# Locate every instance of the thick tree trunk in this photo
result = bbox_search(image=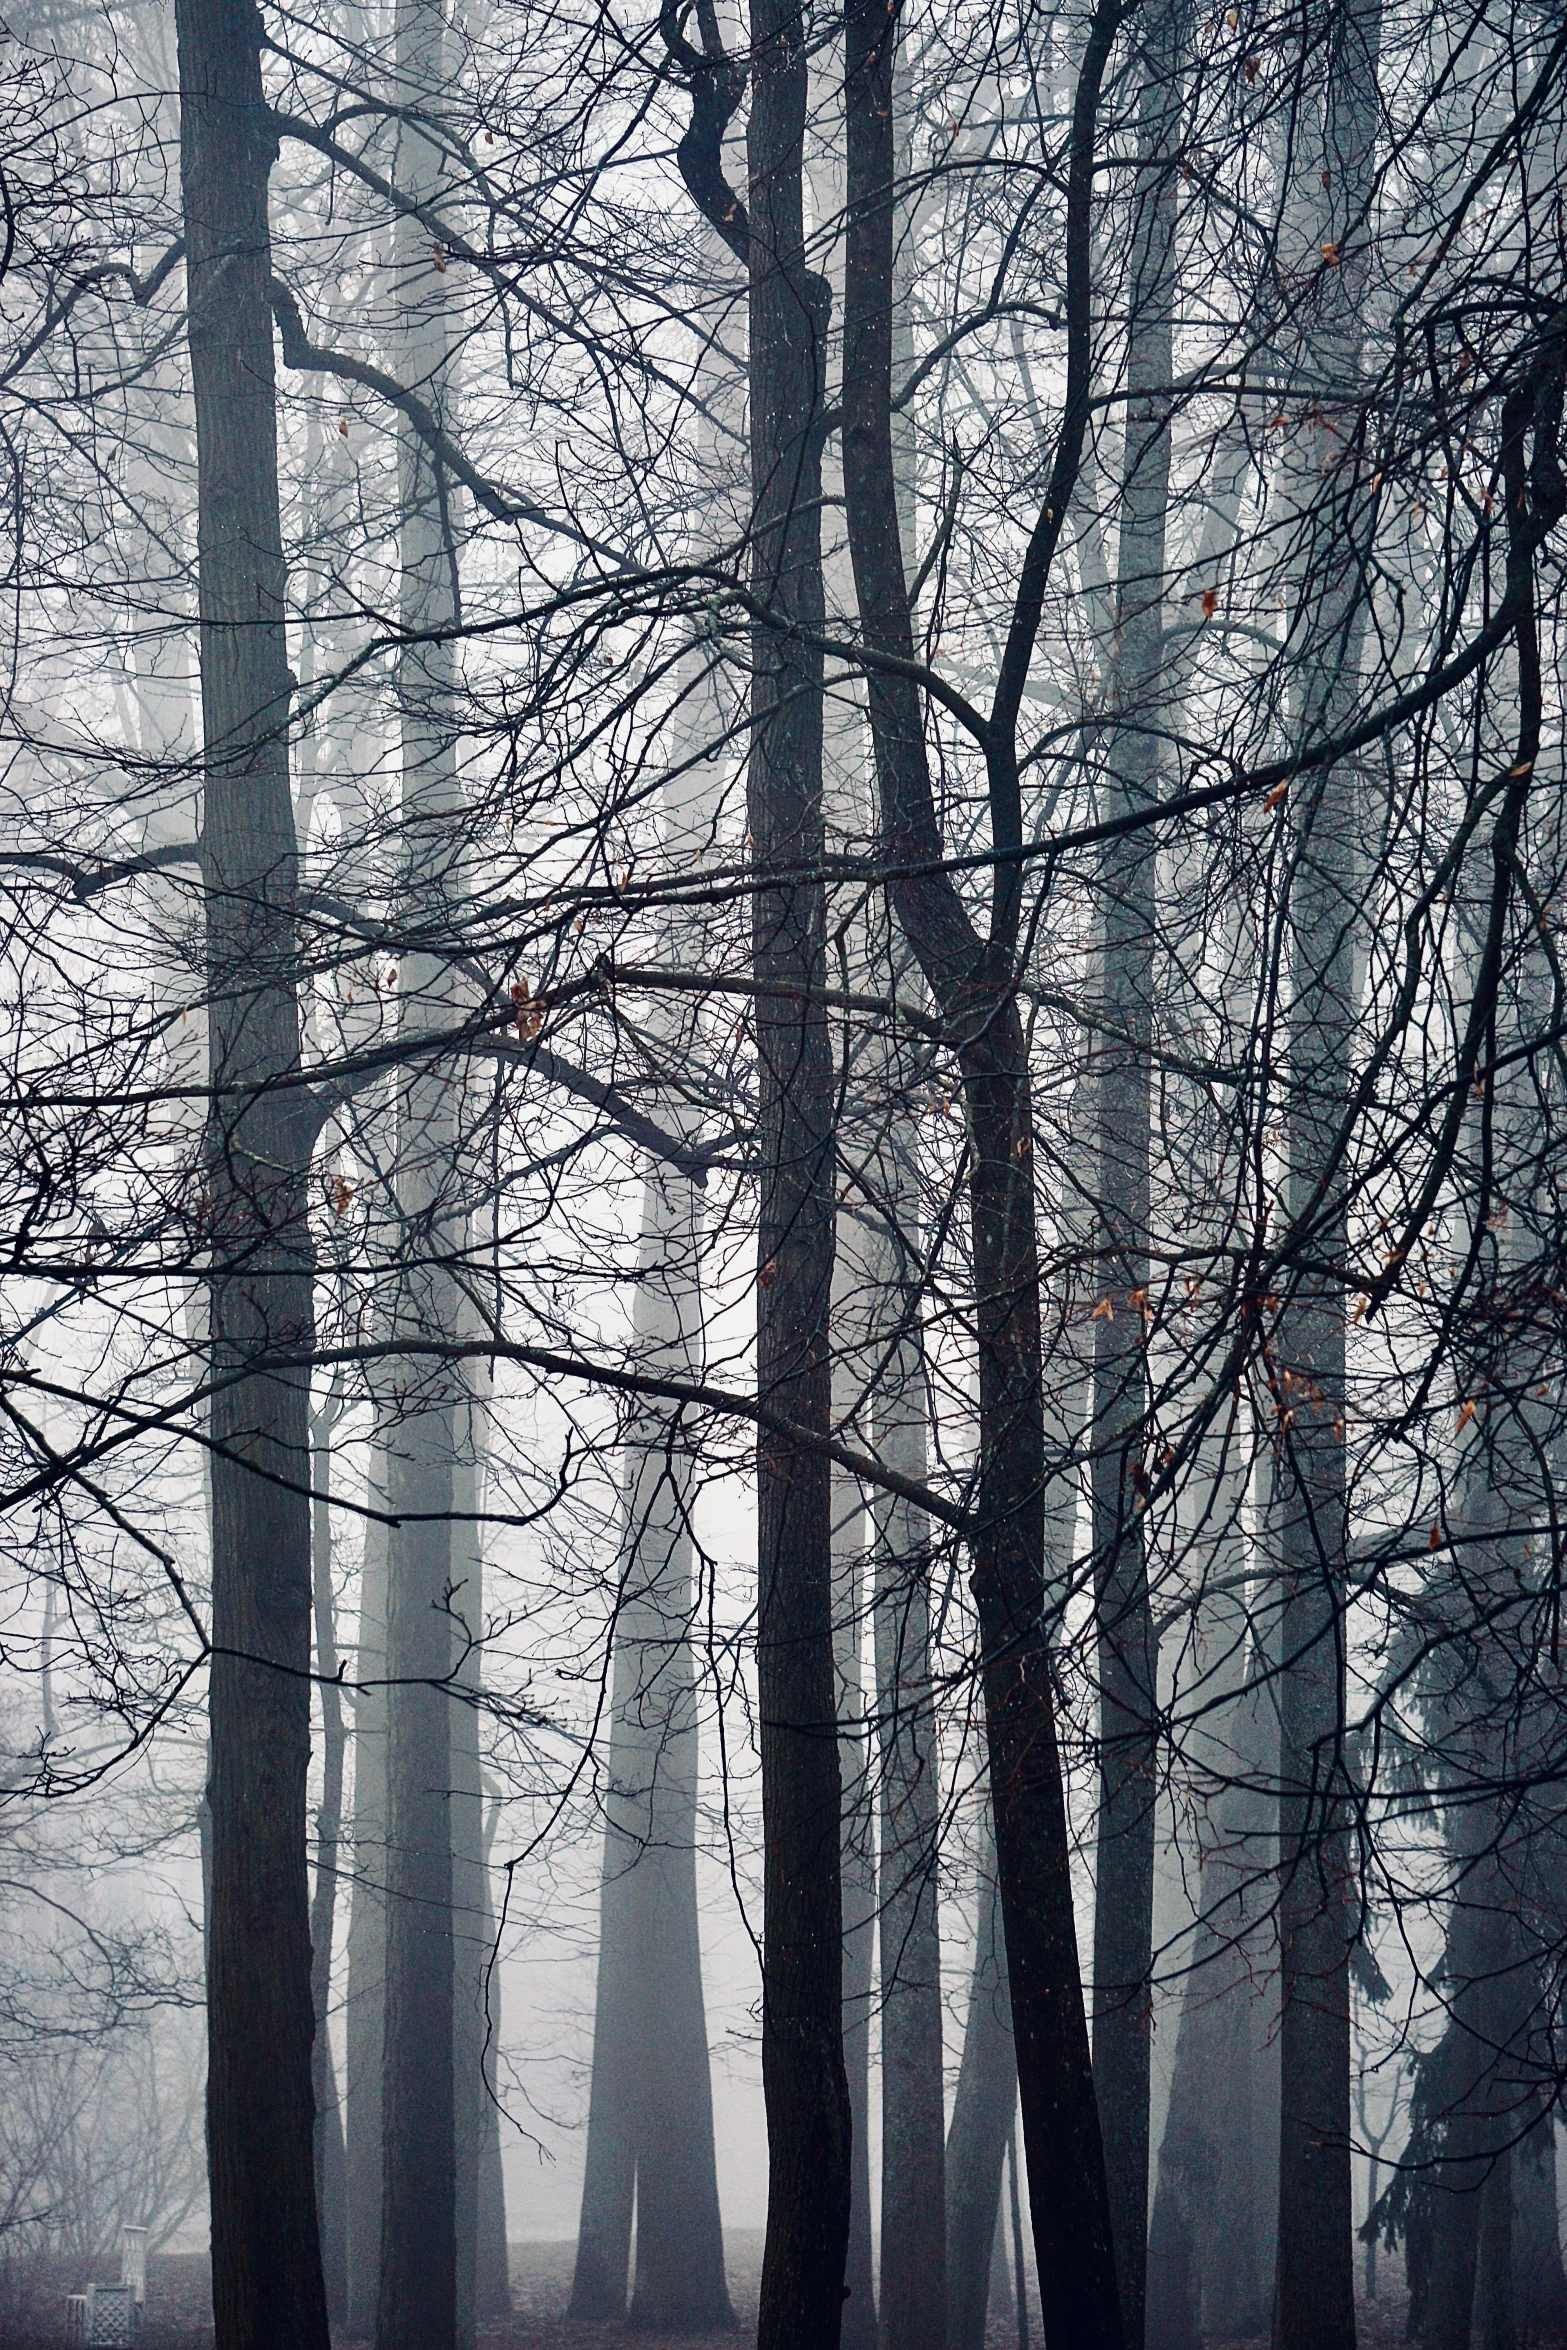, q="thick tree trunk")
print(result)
[572,659,733,2332]
[622,1201,734,2332]
[747,6,851,2342]
[841,6,1122,2342]
[174,0,330,2338]
[1089,8,1182,2337]
[570,1767,638,2317]
[945,1853,1017,2350]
